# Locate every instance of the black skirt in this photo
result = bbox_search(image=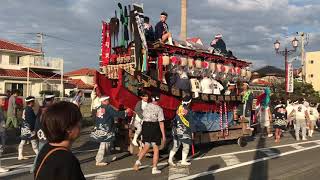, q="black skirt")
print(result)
[142,121,161,146]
